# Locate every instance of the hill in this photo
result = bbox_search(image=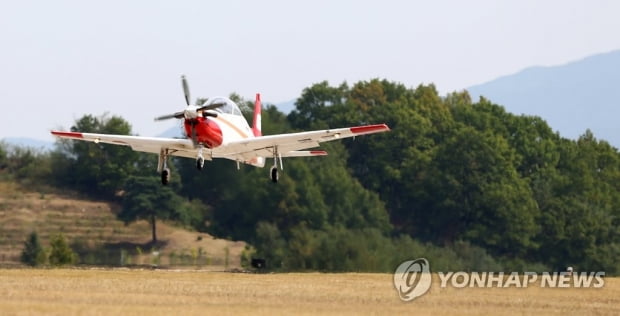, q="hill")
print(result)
[1,138,54,152]
[467,50,620,147]
[0,181,245,268]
